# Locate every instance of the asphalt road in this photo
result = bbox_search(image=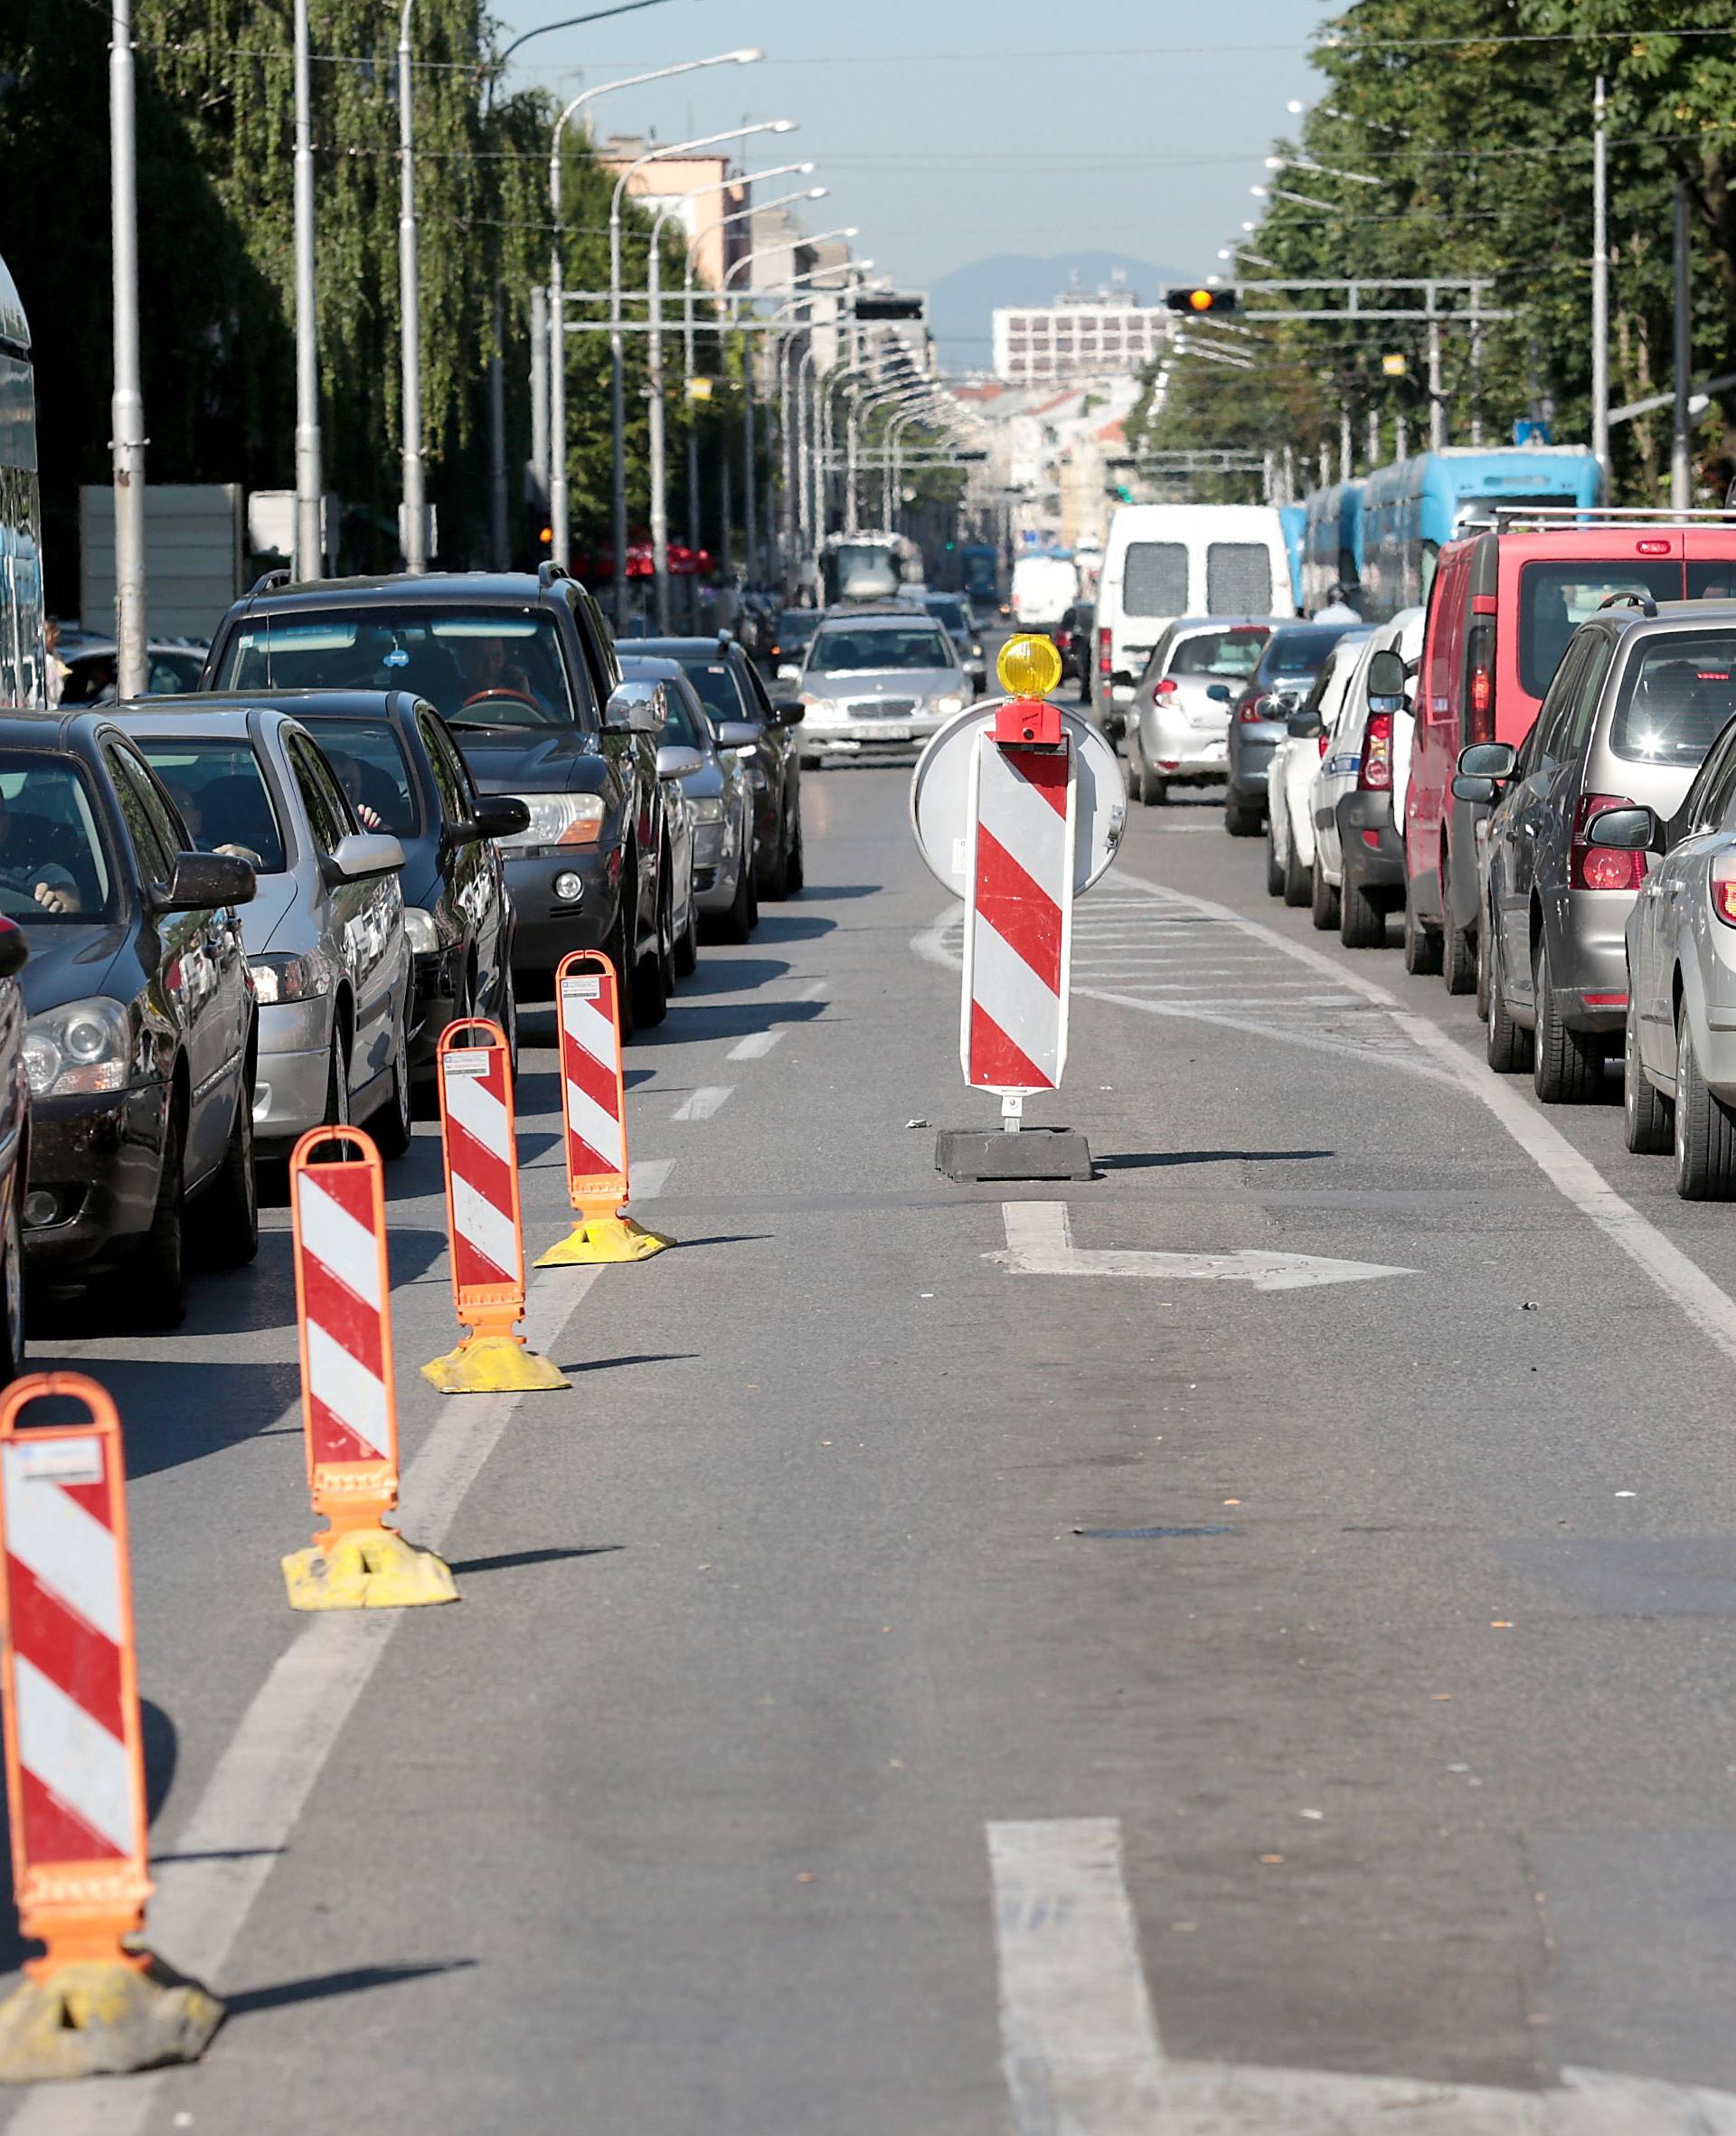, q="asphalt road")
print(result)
[9,710,1736,2130]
